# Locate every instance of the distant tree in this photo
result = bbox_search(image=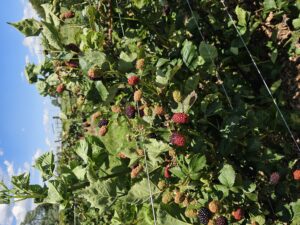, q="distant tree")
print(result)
[20,204,59,225]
